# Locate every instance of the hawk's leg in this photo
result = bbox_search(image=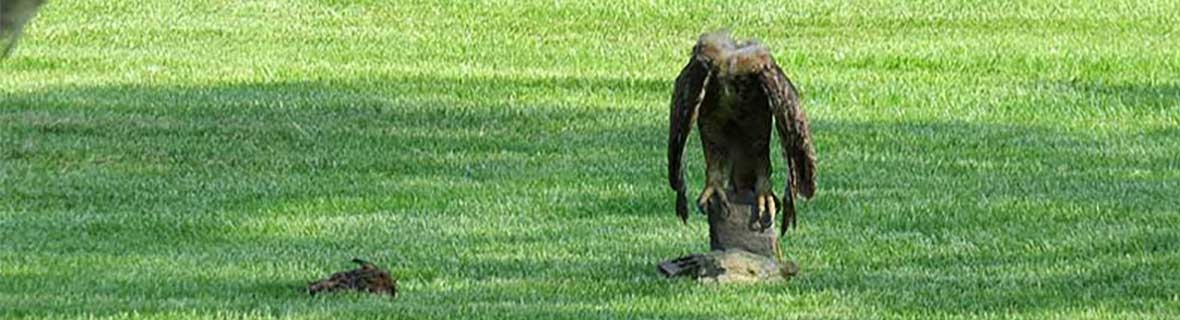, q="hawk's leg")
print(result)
[751,169,778,232]
[698,138,729,214]
[697,184,729,214]
[752,192,778,231]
